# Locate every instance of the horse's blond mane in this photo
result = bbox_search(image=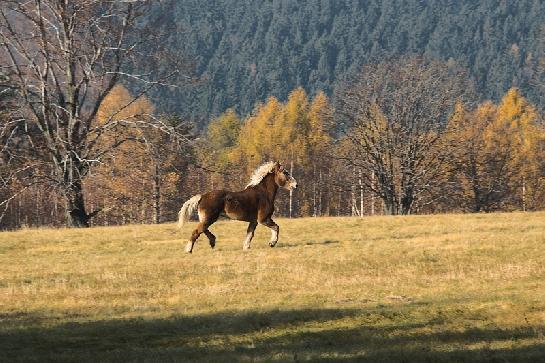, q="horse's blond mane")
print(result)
[246,161,277,188]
